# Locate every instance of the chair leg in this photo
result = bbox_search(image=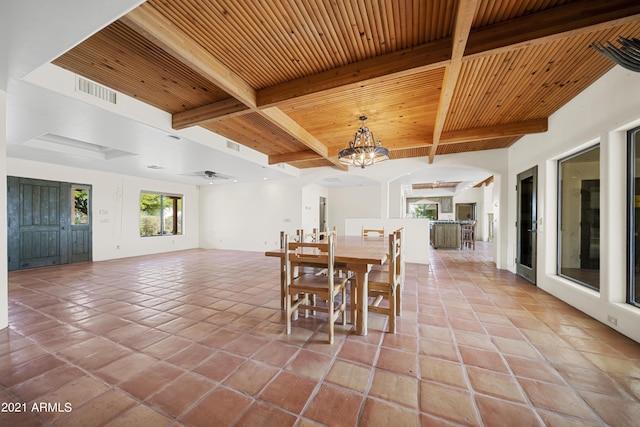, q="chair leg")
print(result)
[280,261,286,310]
[350,281,357,325]
[389,288,396,334]
[395,282,402,317]
[285,292,292,335]
[341,286,347,326]
[328,295,334,344]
